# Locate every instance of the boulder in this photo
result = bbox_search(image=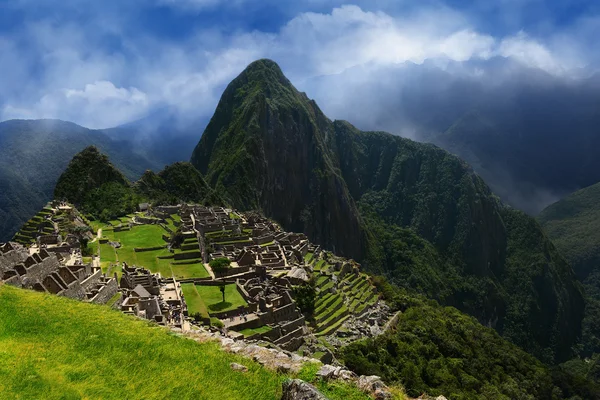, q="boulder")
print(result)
[281,379,328,400]
[316,364,337,379]
[286,266,310,283]
[230,362,248,372]
[357,375,391,399]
